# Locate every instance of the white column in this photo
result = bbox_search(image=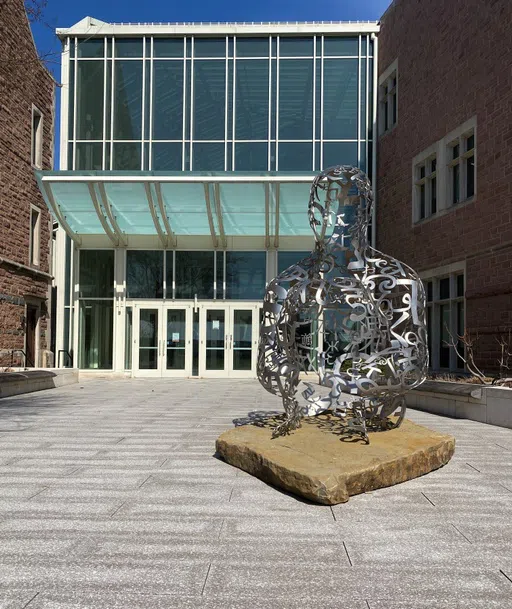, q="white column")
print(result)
[113,248,127,373]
